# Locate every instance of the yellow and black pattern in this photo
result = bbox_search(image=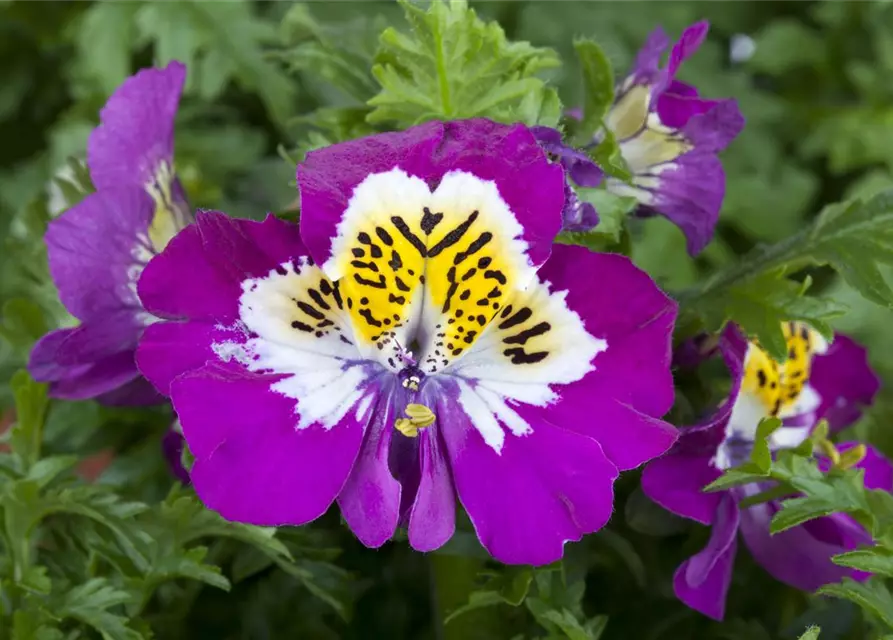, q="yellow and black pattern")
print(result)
[742,321,825,417]
[328,171,527,370]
